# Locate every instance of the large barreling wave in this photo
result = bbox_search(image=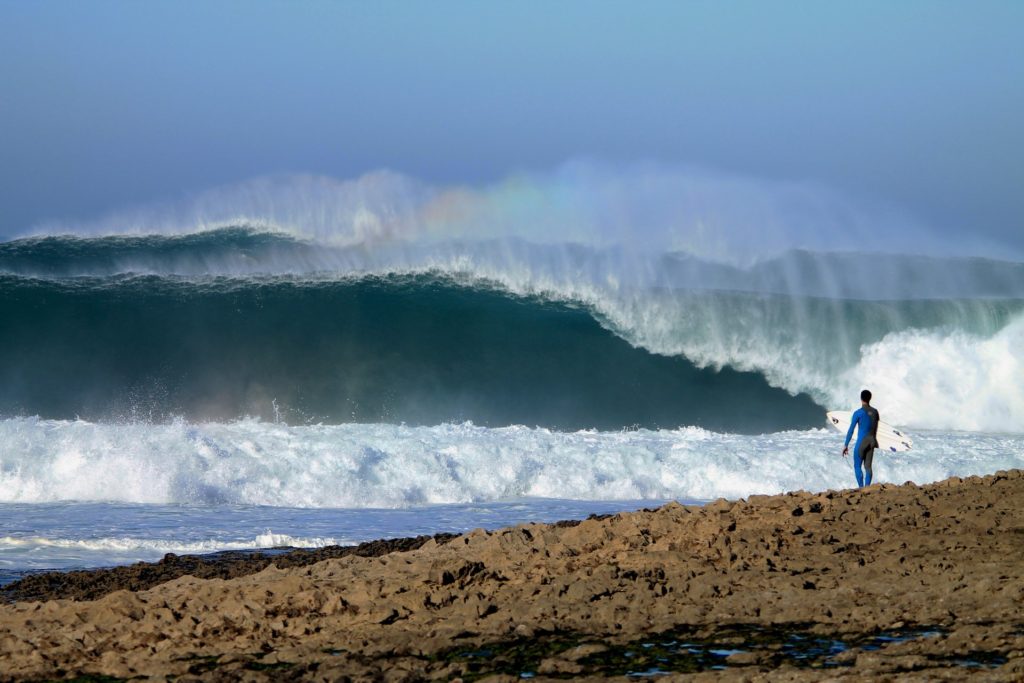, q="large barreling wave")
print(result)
[3,165,1023,433]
